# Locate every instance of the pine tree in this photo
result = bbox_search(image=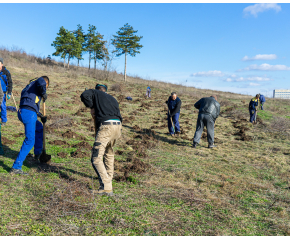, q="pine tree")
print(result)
[74,24,86,67]
[85,24,97,70]
[112,23,143,82]
[51,26,81,69]
[92,32,107,70]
